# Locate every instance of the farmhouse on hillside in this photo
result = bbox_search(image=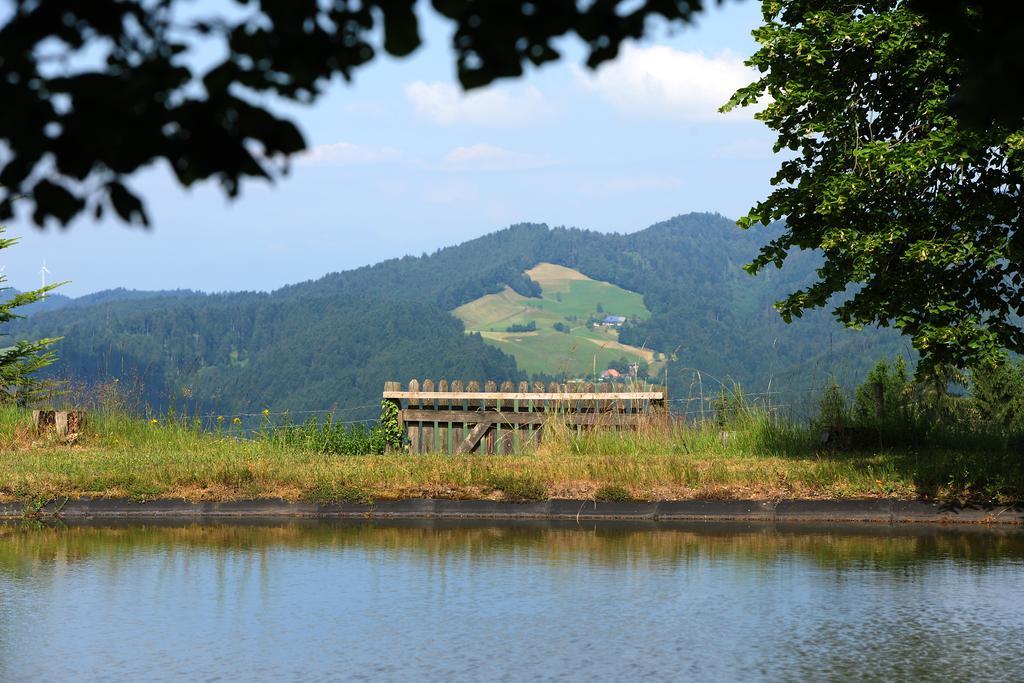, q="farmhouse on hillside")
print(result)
[601,315,626,326]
